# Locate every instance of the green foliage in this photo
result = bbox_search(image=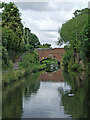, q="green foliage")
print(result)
[2,28,19,51]
[2,49,46,86]
[29,33,40,48]
[2,2,24,50]
[23,27,40,48]
[58,9,89,117]
[24,64,46,75]
[2,27,24,64]
[58,8,89,72]
[42,43,51,48]
[2,2,23,32]
[62,48,73,70]
[2,69,25,86]
[80,22,90,62]
[38,43,51,48]
[58,8,88,46]
[20,51,46,75]
[20,51,39,68]
[24,44,31,51]
[60,71,88,118]
[2,46,13,69]
[1,2,51,70]
[2,72,41,118]
[1,2,41,69]
[68,63,80,72]
[2,2,23,69]
[41,58,58,64]
[23,27,30,45]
